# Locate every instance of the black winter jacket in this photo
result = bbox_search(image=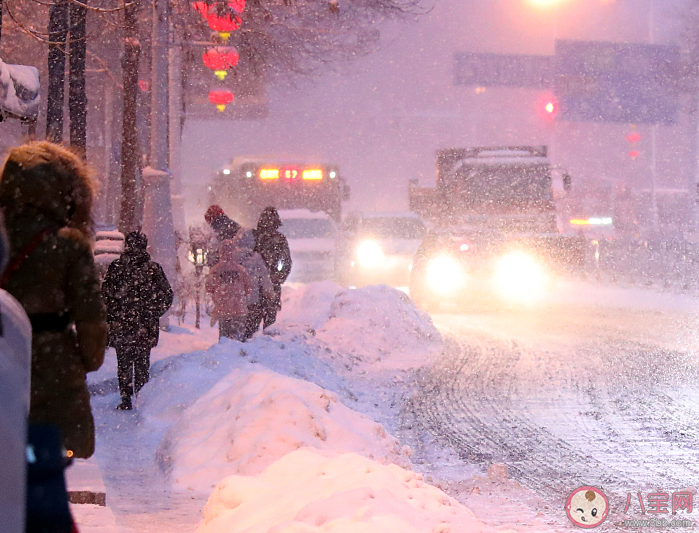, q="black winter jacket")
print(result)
[253,229,292,286]
[101,250,173,348]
